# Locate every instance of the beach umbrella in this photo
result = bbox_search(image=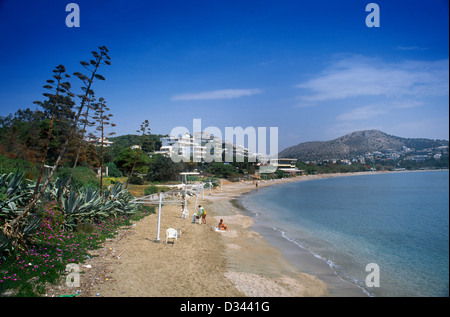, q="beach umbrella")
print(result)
[130,189,185,243]
[130,179,208,242]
